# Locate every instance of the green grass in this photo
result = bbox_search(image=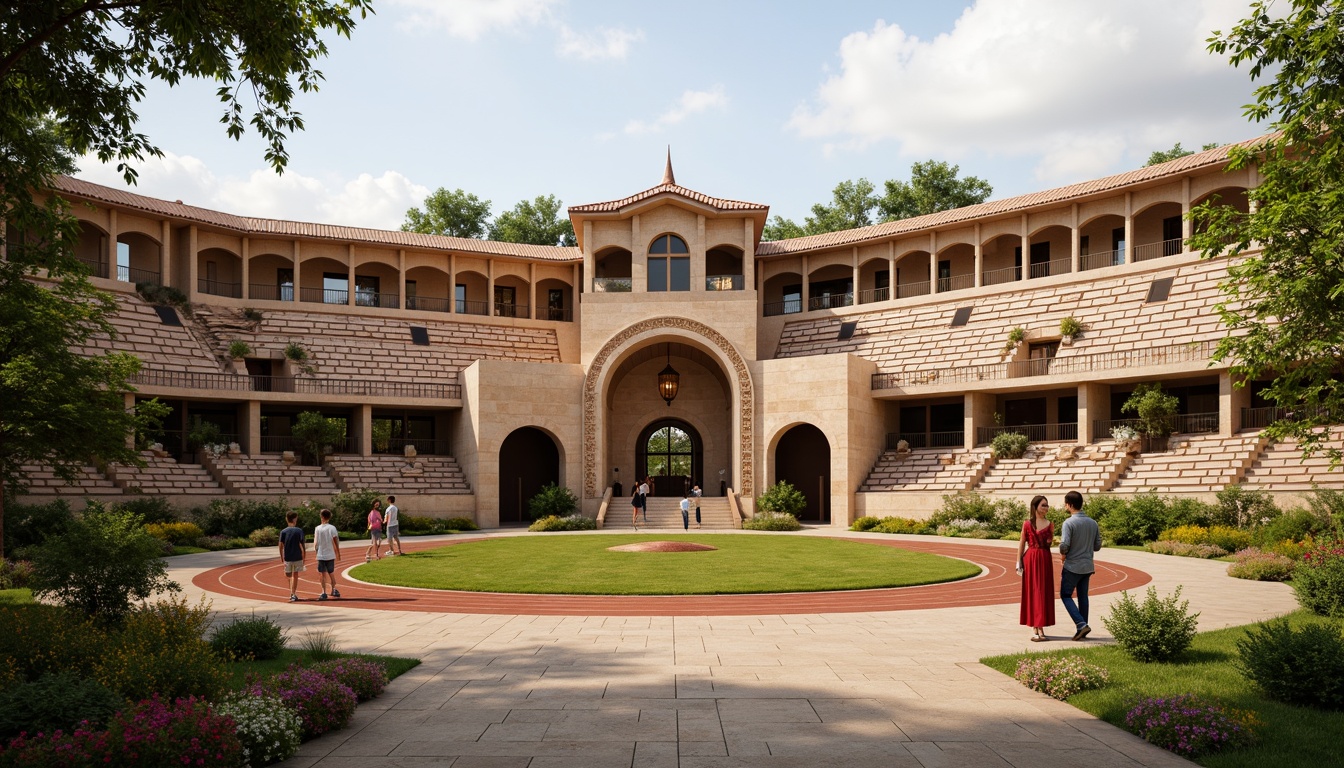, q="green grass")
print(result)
[0,588,32,605]
[226,648,420,690]
[352,534,981,595]
[982,610,1343,767]
[170,545,211,556]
